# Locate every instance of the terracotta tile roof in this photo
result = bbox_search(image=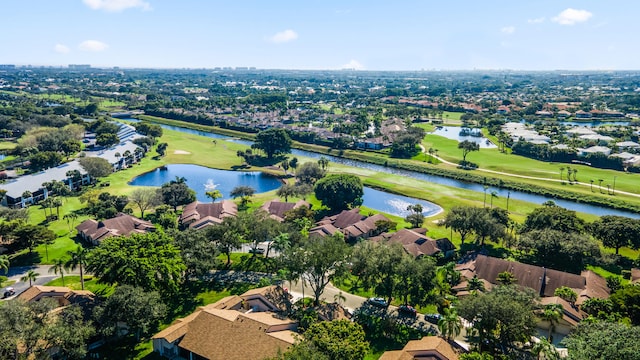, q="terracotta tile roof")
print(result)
[343,214,390,238]
[540,296,586,327]
[76,213,155,243]
[380,337,459,360]
[324,208,364,229]
[260,200,310,222]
